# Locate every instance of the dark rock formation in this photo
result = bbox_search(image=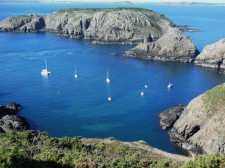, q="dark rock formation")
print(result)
[0,102,22,117]
[0,102,29,133]
[125,27,199,62]
[168,83,225,155]
[7,102,22,113]
[194,38,225,72]
[0,115,30,133]
[159,105,185,130]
